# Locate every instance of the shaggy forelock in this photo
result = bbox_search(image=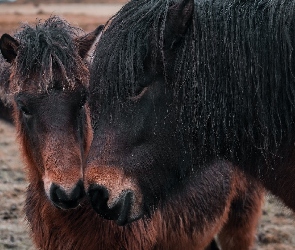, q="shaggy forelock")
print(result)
[90,0,171,105]
[11,16,88,93]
